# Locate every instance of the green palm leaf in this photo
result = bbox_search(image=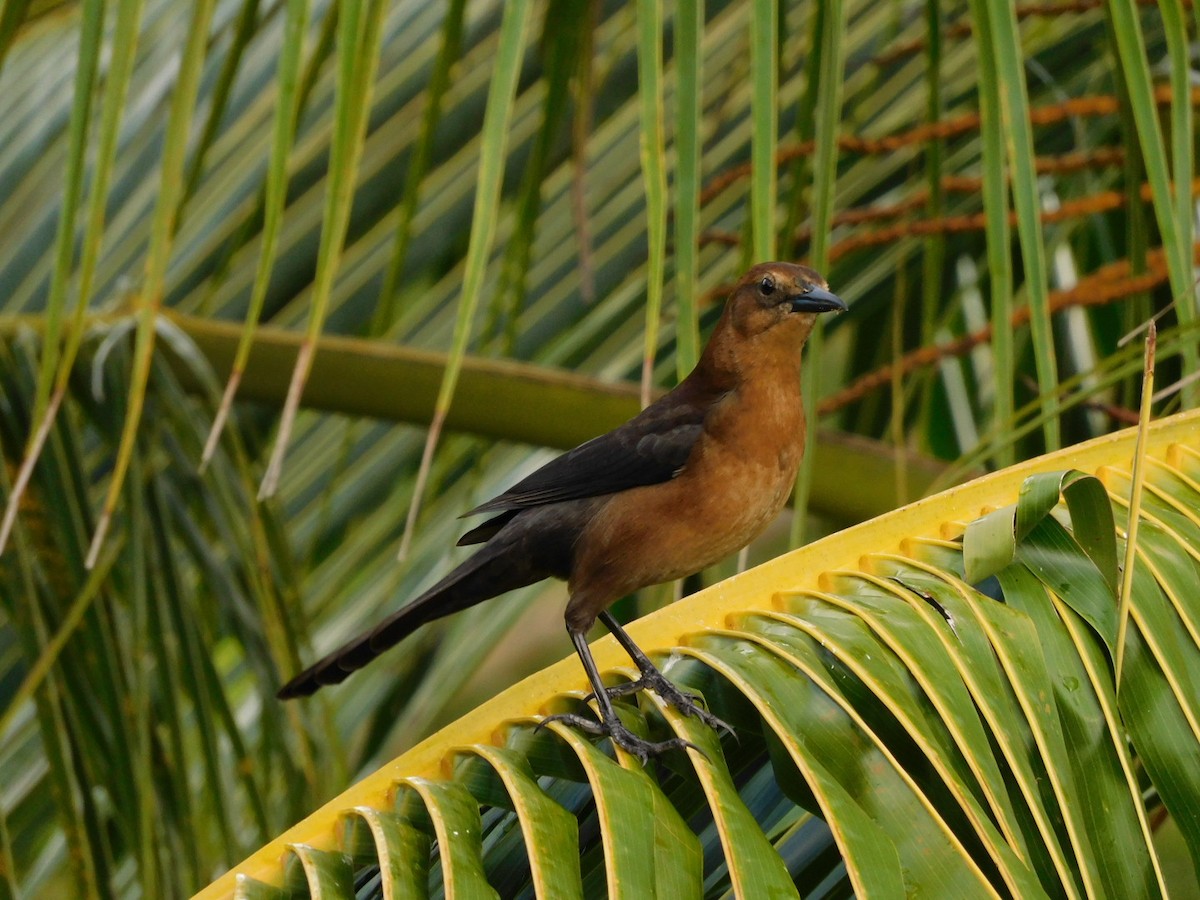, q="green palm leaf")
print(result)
[196,411,1200,898]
